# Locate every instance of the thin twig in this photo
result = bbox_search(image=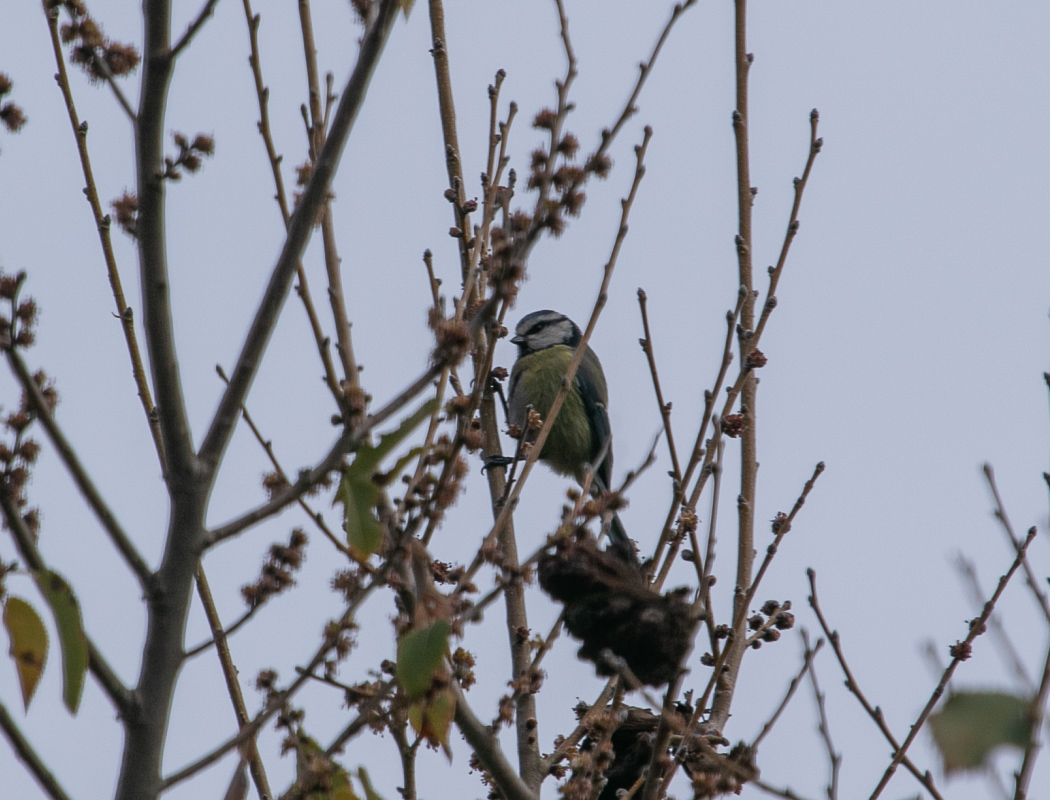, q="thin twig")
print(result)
[427,0,474,283]
[541,681,618,774]
[207,361,443,546]
[753,779,816,800]
[199,0,400,472]
[650,289,743,577]
[324,680,395,756]
[807,570,944,800]
[162,557,390,791]
[1015,633,1050,800]
[637,288,682,482]
[240,0,343,405]
[298,0,362,398]
[6,349,153,590]
[953,554,1034,692]
[710,0,759,737]
[738,462,824,627]
[869,526,1037,799]
[43,5,165,467]
[88,50,137,123]
[194,565,272,799]
[215,365,351,558]
[752,637,823,749]
[0,701,73,800]
[983,464,1050,624]
[171,0,222,58]
[183,602,259,659]
[802,630,840,800]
